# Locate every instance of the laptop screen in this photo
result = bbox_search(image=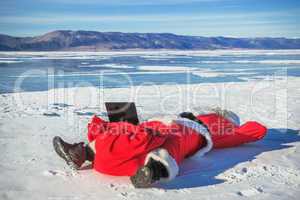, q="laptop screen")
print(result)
[105,102,139,125]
